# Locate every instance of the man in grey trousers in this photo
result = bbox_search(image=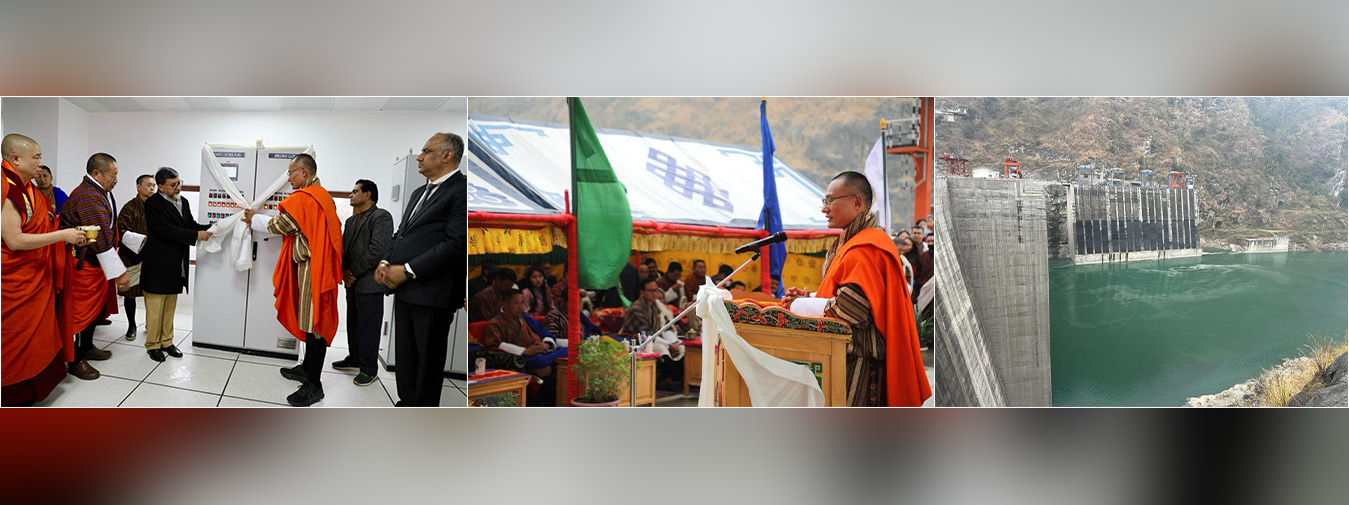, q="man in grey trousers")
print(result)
[331,179,393,386]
